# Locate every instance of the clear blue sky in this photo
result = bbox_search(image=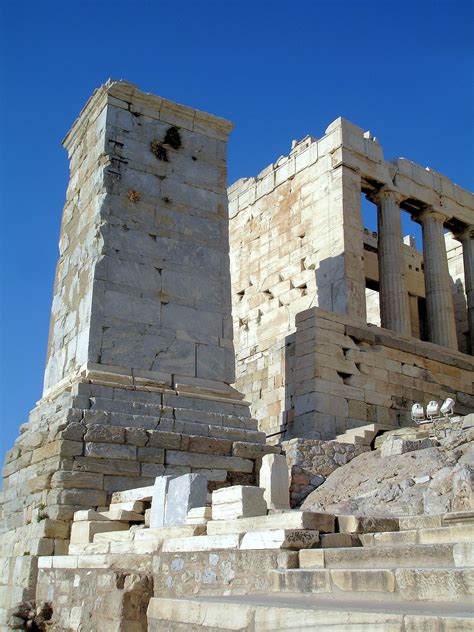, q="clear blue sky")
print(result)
[0,0,472,466]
